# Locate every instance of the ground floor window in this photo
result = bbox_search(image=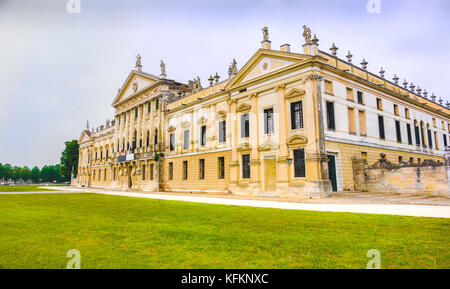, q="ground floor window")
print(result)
[199,159,205,179]
[242,154,250,179]
[104,169,107,181]
[293,148,306,178]
[150,164,154,180]
[142,165,146,181]
[113,167,116,181]
[169,162,173,180]
[183,161,188,180]
[218,157,225,179]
